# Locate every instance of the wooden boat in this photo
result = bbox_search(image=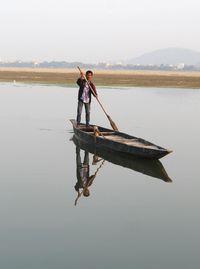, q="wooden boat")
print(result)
[72,135,172,182]
[70,119,172,159]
